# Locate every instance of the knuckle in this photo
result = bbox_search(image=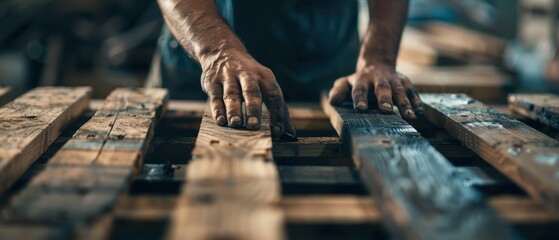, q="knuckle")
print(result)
[243,87,261,98]
[376,80,390,89]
